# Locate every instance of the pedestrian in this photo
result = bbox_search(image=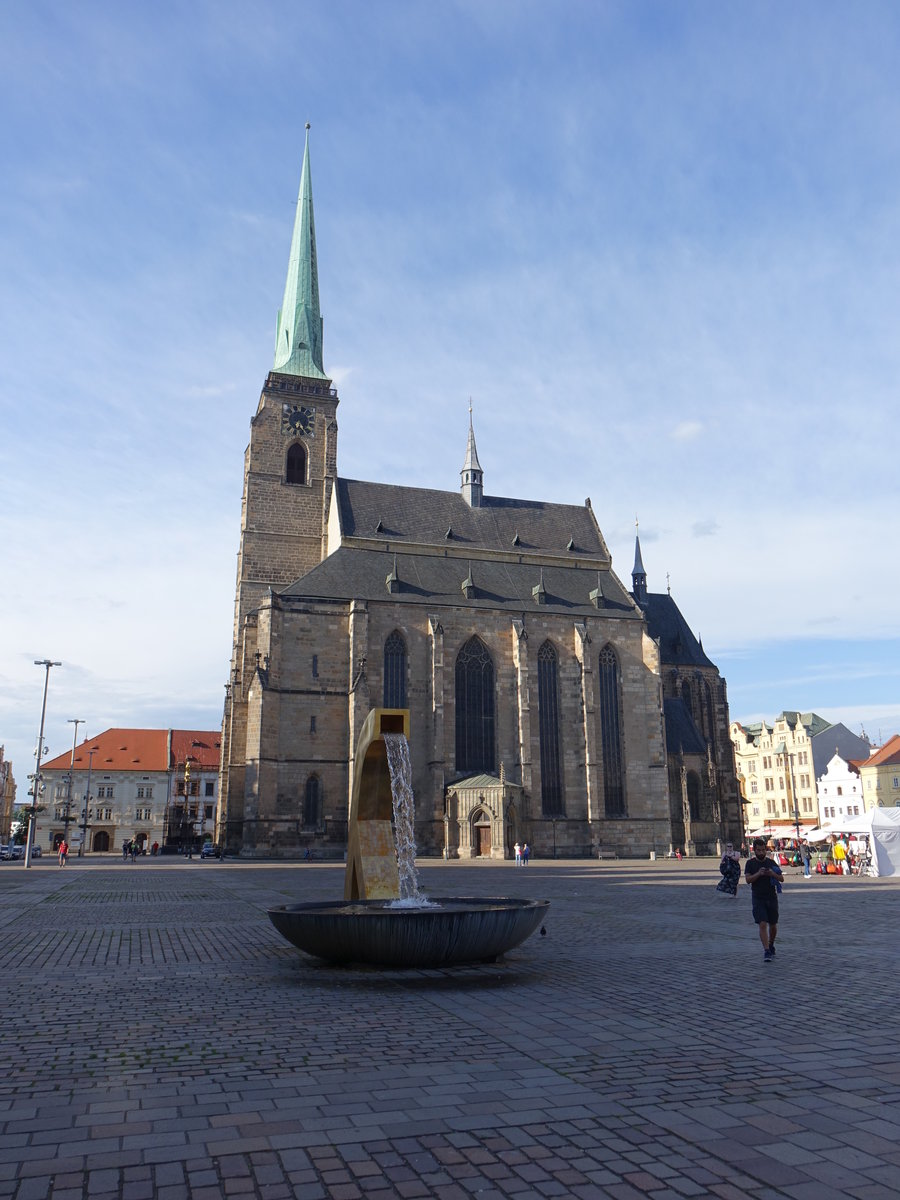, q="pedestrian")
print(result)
[675,847,683,862]
[522,843,530,865]
[832,838,846,874]
[152,841,159,856]
[514,841,521,866]
[799,839,812,879]
[130,840,137,863]
[122,840,130,862]
[715,842,741,897]
[58,839,68,868]
[745,836,784,962]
